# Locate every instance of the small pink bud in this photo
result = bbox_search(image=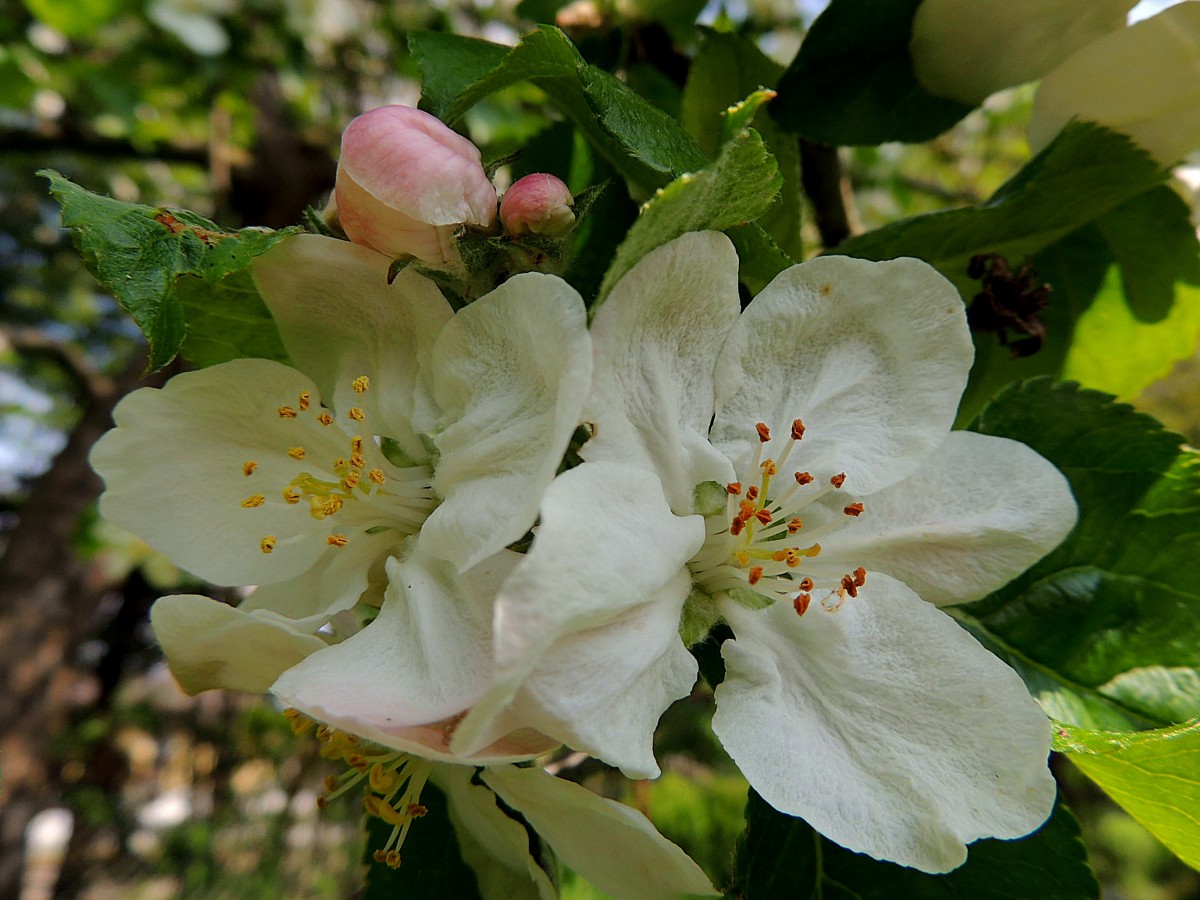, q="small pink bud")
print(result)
[500,174,576,237]
[334,105,498,266]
